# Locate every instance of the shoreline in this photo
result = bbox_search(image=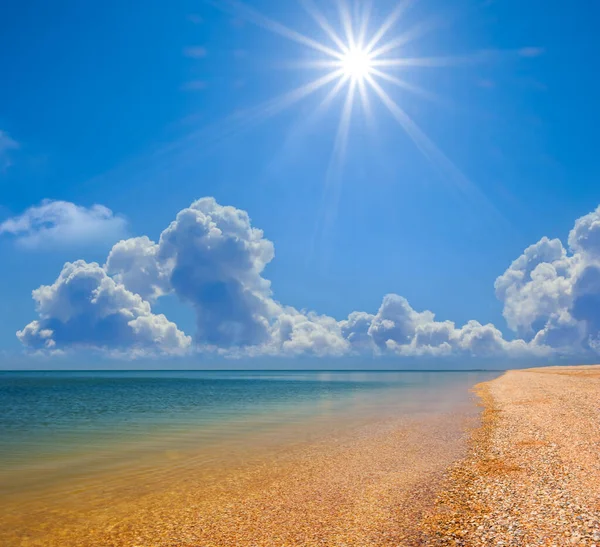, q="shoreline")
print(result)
[421,366,600,546]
